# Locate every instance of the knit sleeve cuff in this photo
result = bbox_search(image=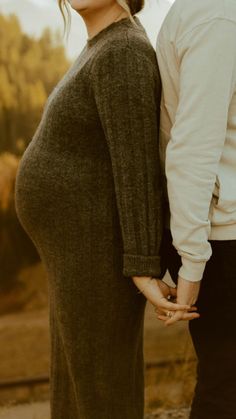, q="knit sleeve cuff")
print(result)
[123,254,161,278]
